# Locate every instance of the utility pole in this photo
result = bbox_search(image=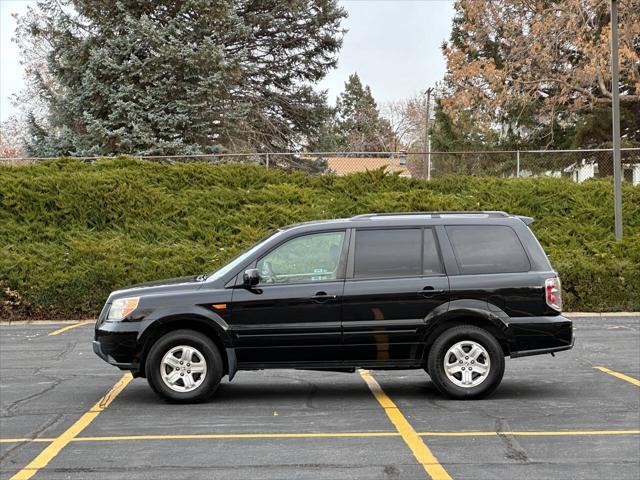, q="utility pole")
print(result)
[611,0,623,240]
[424,87,434,180]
